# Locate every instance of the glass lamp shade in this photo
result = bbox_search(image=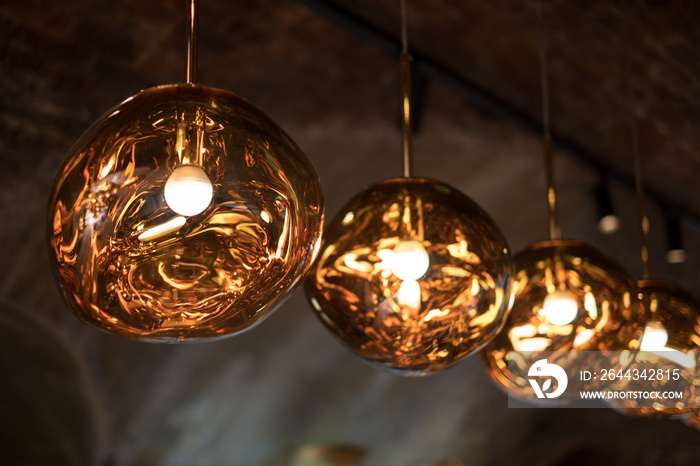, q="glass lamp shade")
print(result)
[481,240,645,401]
[607,281,700,418]
[305,178,513,376]
[47,84,324,342]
